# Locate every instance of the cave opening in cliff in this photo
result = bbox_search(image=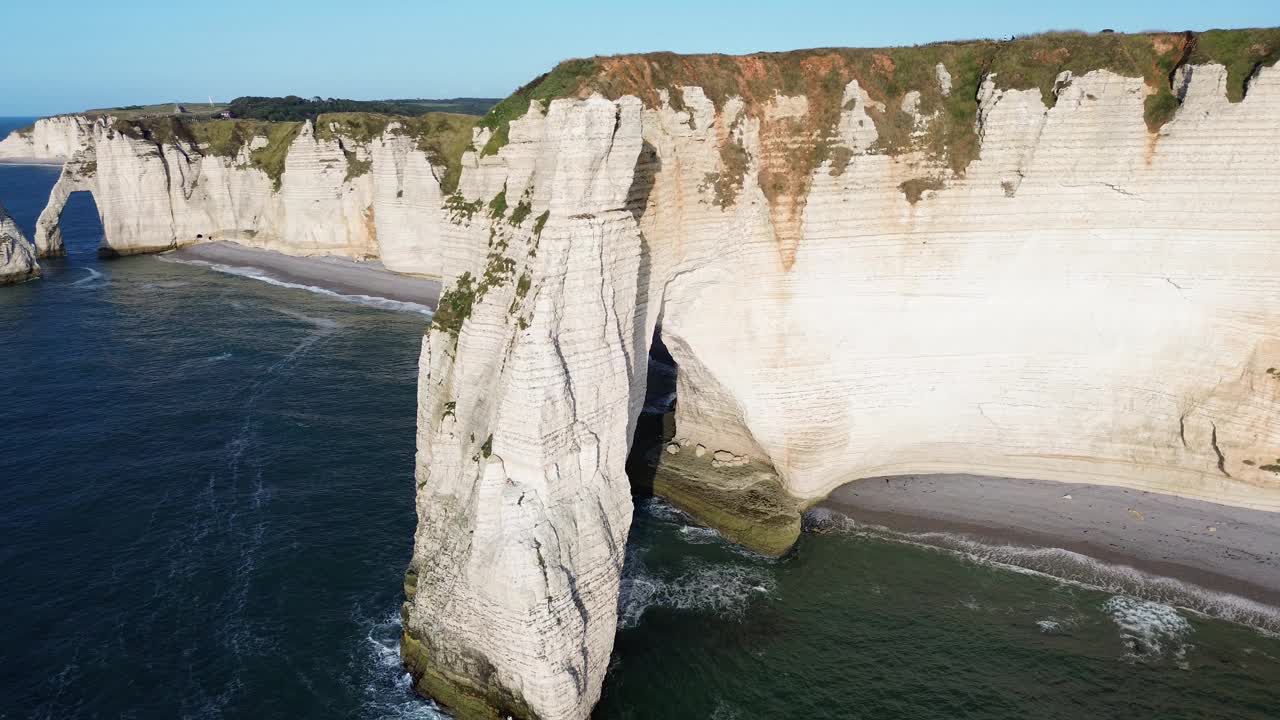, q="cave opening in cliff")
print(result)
[626,328,678,496]
[59,190,106,259]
